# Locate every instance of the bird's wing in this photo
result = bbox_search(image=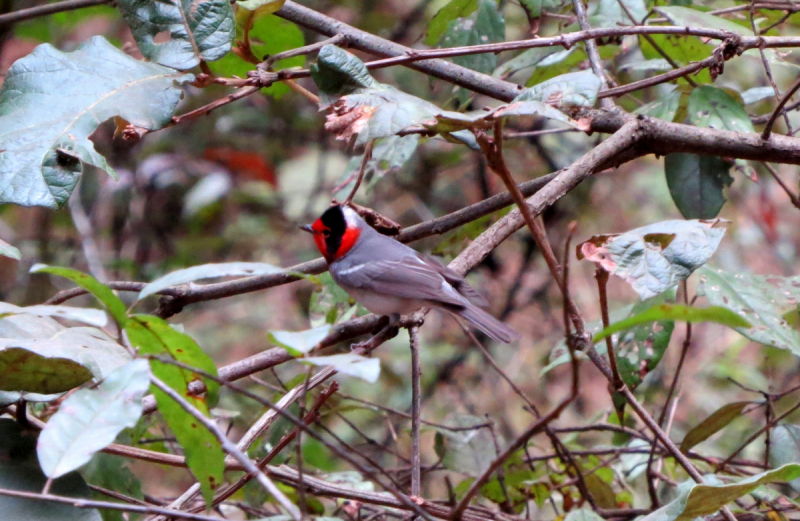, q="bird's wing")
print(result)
[339,256,467,307]
[413,252,490,308]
